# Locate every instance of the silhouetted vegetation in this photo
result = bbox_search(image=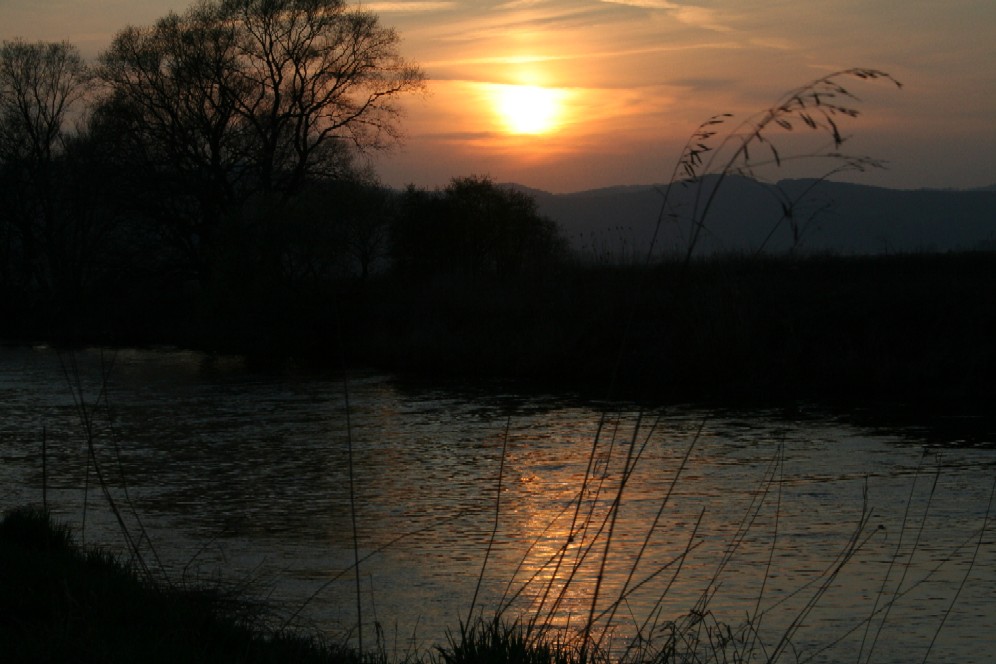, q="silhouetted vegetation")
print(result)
[350,251,996,411]
[0,506,363,663]
[391,176,568,282]
[2,37,990,415]
[1,0,424,346]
